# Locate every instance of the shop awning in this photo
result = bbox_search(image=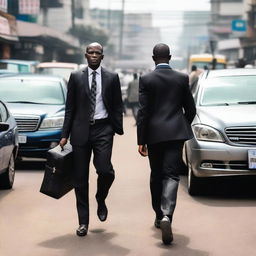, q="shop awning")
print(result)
[0,11,19,42]
[16,20,79,49]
